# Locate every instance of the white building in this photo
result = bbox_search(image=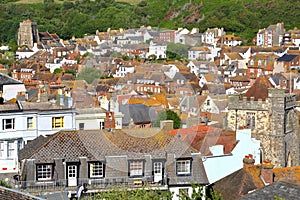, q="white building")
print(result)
[114,63,135,78]
[0,73,26,101]
[75,107,123,130]
[202,128,260,183]
[0,99,76,173]
[146,41,167,59]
